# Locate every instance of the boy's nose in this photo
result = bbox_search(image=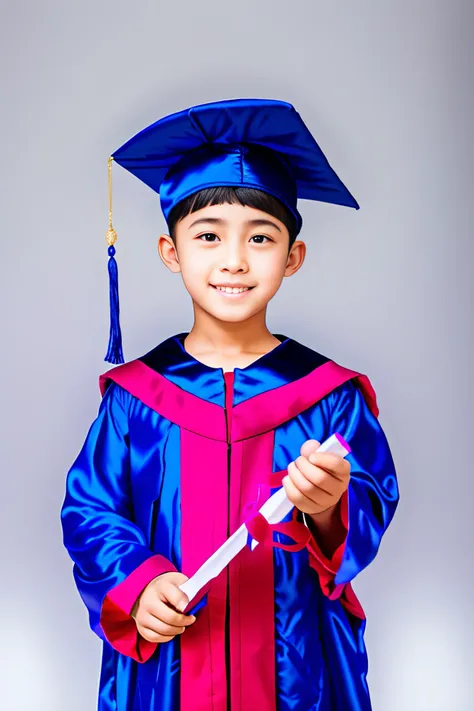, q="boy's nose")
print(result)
[221,260,248,273]
[220,248,249,273]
